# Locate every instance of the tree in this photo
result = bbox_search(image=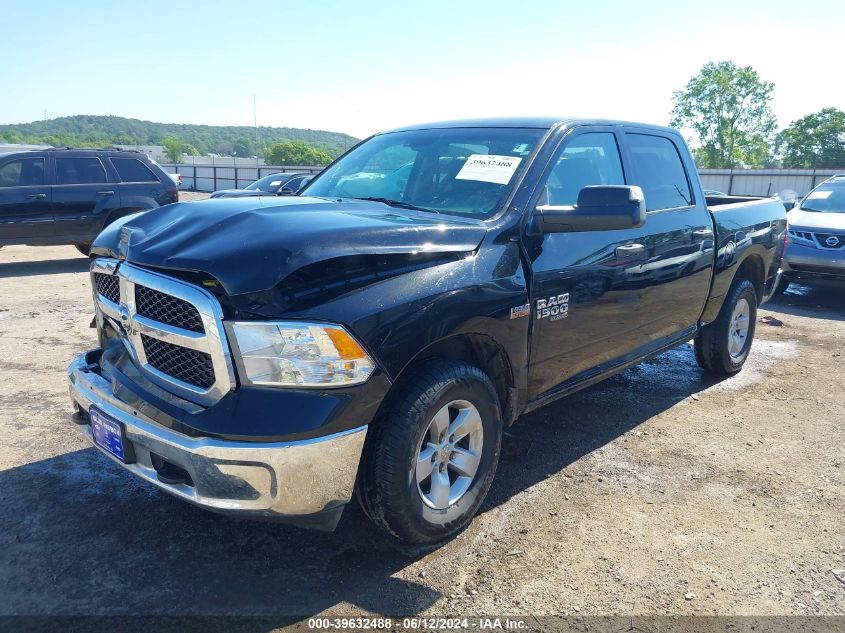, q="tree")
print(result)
[777,107,845,168]
[233,137,254,158]
[181,143,200,156]
[163,136,183,163]
[671,61,777,168]
[0,115,356,158]
[264,140,332,166]
[0,130,23,143]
